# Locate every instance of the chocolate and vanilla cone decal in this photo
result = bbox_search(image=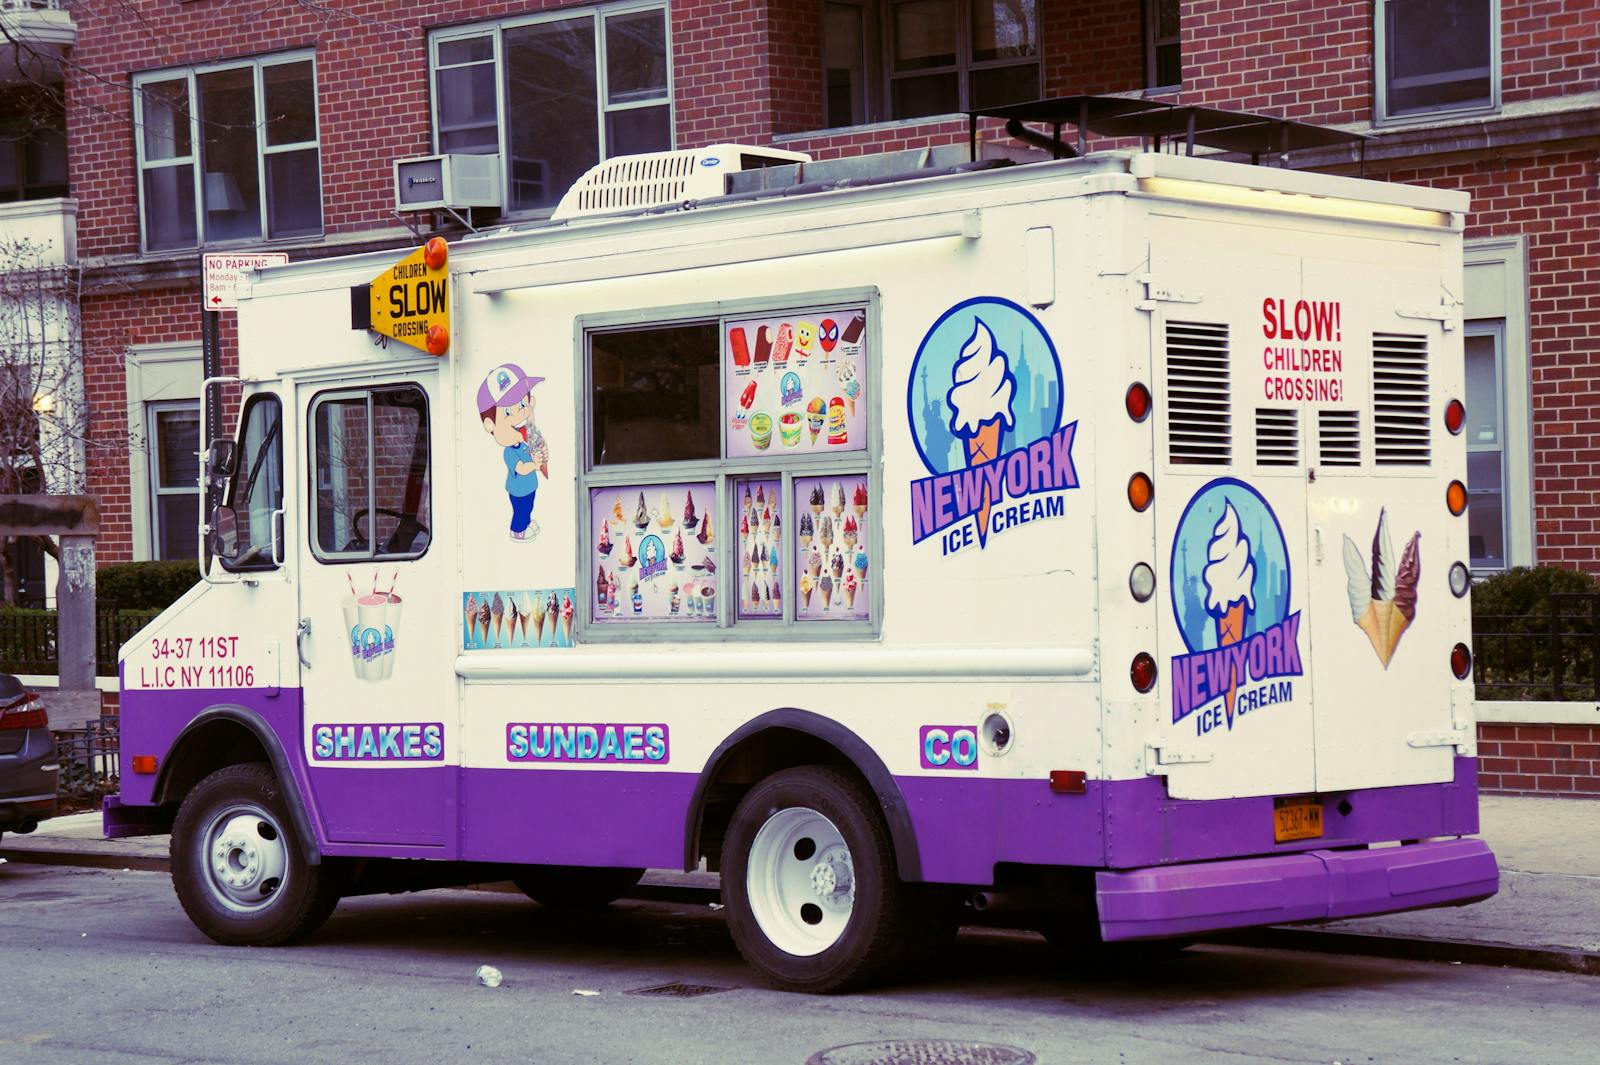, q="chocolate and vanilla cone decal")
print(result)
[1342,508,1420,669]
